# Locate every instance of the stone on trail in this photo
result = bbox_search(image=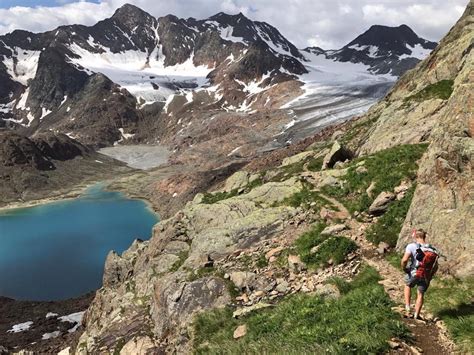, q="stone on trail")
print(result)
[377,242,390,254]
[369,191,396,215]
[265,247,284,260]
[233,302,272,318]
[275,279,290,293]
[287,254,307,272]
[233,324,247,339]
